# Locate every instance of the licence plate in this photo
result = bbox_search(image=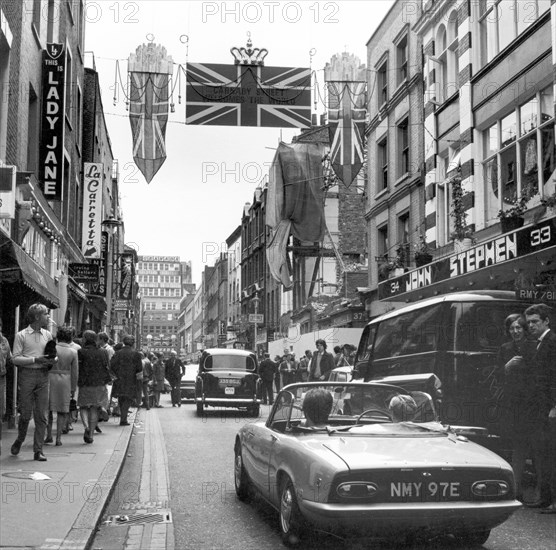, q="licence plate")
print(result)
[390,481,461,500]
[225,387,235,395]
[219,378,240,386]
